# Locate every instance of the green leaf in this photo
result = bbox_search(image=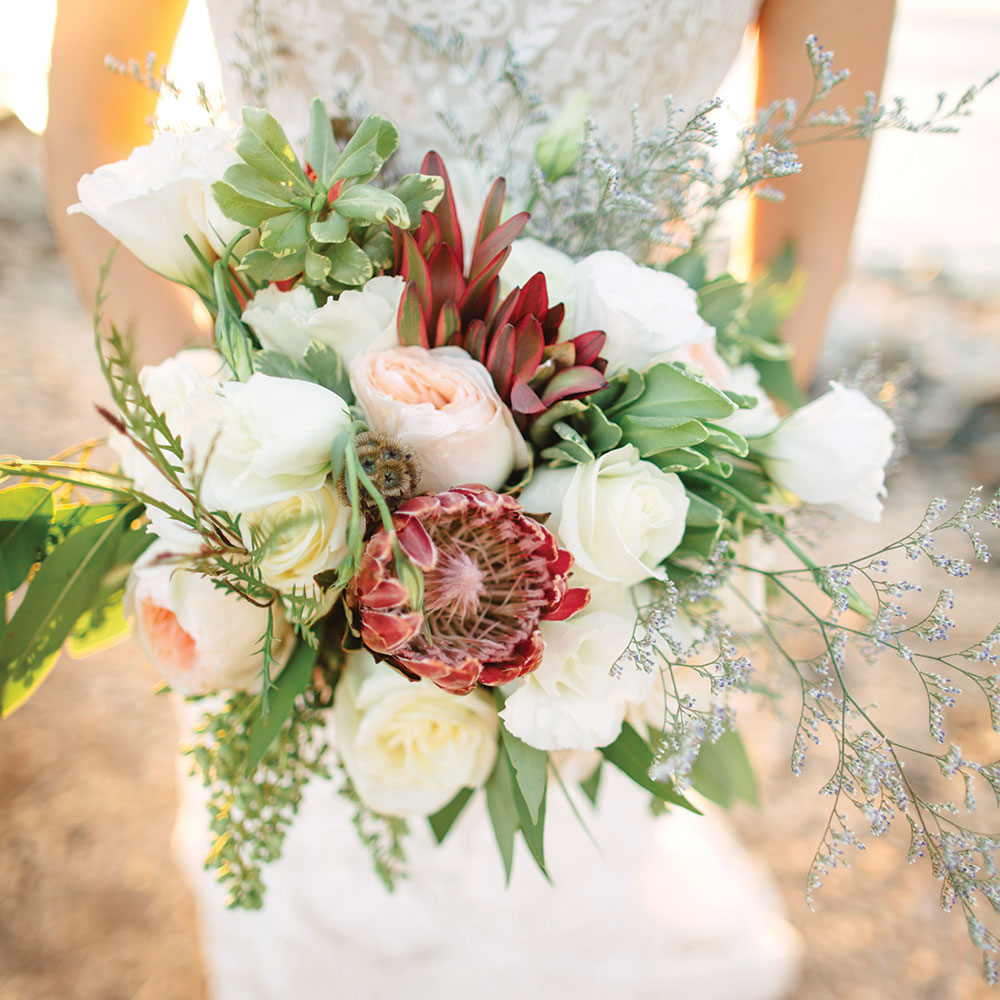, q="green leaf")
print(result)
[244,637,318,775]
[685,492,724,527]
[540,421,595,465]
[535,90,590,181]
[528,398,588,448]
[309,214,350,245]
[1,505,139,717]
[303,341,353,401]
[361,228,395,270]
[260,210,310,256]
[238,107,310,191]
[332,114,399,184]
[506,748,549,878]
[600,723,700,812]
[66,593,129,657]
[619,415,709,456]
[254,351,307,380]
[304,248,333,283]
[212,180,285,228]
[485,748,519,884]
[214,263,254,381]
[390,173,446,223]
[499,723,548,824]
[428,787,474,844]
[239,247,307,282]
[306,97,338,187]
[623,363,736,421]
[701,422,749,458]
[647,448,709,473]
[690,730,759,808]
[333,185,410,227]
[580,761,602,805]
[0,485,54,594]
[755,357,805,410]
[580,403,622,455]
[697,274,747,332]
[664,249,707,290]
[326,239,374,286]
